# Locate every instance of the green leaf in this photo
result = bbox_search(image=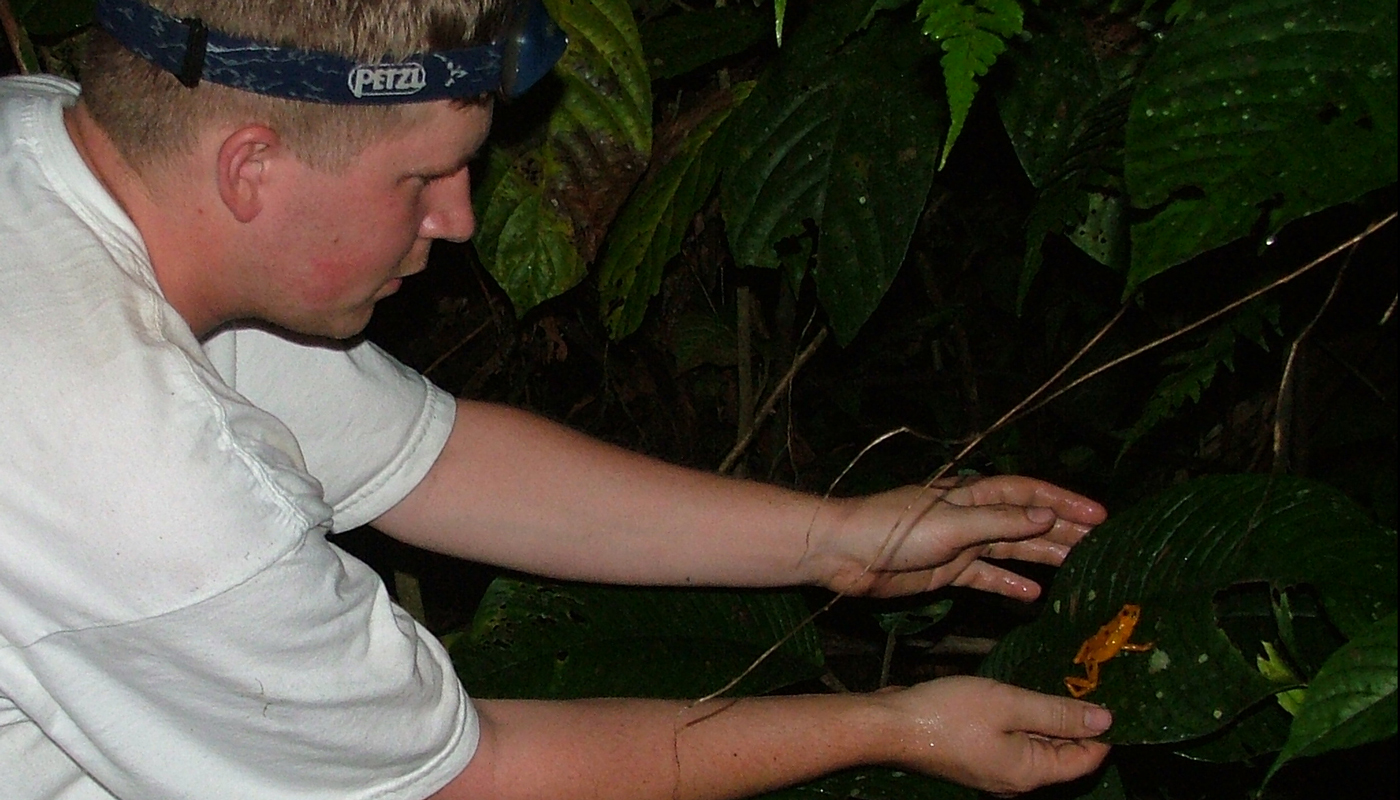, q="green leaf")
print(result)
[670,311,738,372]
[876,599,954,636]
[1125,0,1399,289]
[449,577,825,700]
[917,0,1024,169]
[996,13,1139,305]
[19,0,93,37]
[719,11,945,344]
[476,0,652,315]
[981,474,1397,745]
[640,5,768,81]
[755,767,976,800]
[1258,641,1308,715]
[597,82,754,340]
[1266,611,1399,782]
[1116,300,1280,457]
[474,166,586,315]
